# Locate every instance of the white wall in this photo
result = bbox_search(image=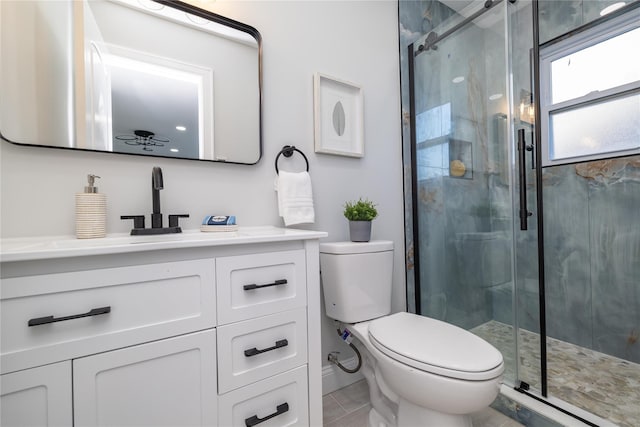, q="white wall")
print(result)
[0,0,405,392]
[0,1,73,146]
